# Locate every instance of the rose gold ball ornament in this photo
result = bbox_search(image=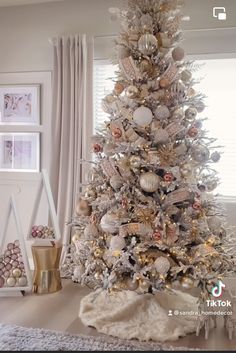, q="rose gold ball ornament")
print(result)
[93,143,102,153]
[114,82,125,95]
[76,199,92,217]
[138,34,158,56]
[180,276,194,289]
[0,277,5,288]
[126,278,139,291]
[7,277,16,287]
[112,127,122,139]
[153,230,162,241]
[12,268,22,278]
[192,201,201,211]
[18,276,27,286]
[126,85,139,99]
[7,243,14,251]
[154,257,171,275]
[185,107,198,120]
[188,127,198,138]
[172,47,185,61]
[159,78,170,88]
[164,172,174,182]
[140,172,160,193]
[133,106,153,127]
[191,145,210,163]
